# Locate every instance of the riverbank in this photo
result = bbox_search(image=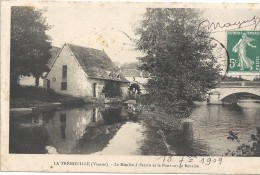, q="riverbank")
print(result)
[10,86,86,108]
[10,86,132,109]
[139,106,182,155]
[10,86,86,117]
